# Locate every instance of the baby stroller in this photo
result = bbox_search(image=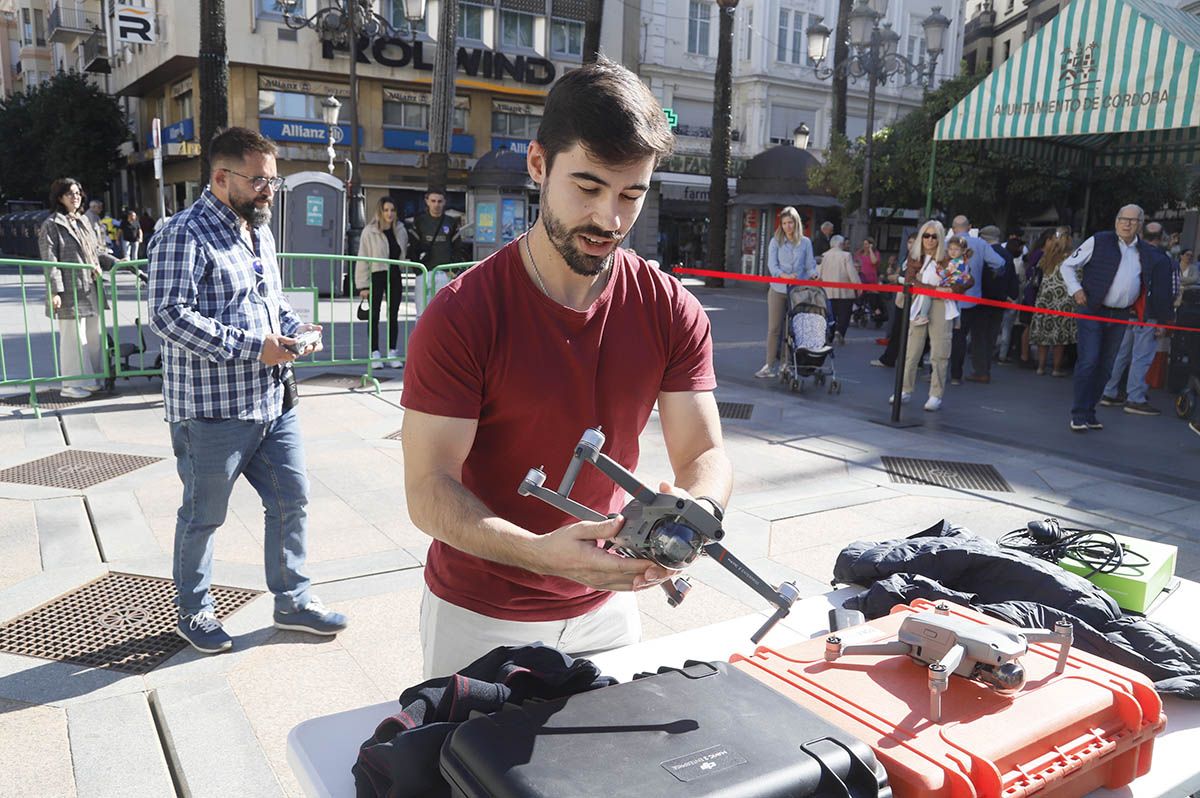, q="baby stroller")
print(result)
[780,285,840,394]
